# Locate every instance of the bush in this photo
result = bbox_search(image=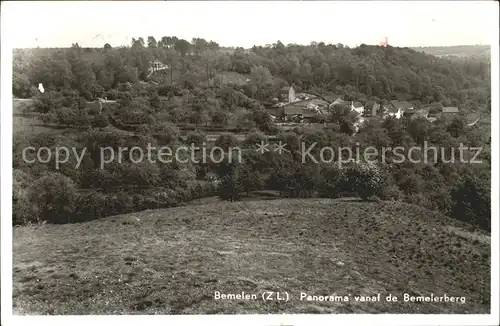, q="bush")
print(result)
[215,133,240,151]
[154,123,180,145]
[73,191,110,222]
[379,185,404,201]
[451,176,490,231]
[244,131,267,148]
[341,162,386,200]
[91,114,109,130]
[185,131,206,147]
[13,169,37,225]
[55,107,78,126]
[218,169,242,202]
[26,173,78,224]
[317,165,343,198]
